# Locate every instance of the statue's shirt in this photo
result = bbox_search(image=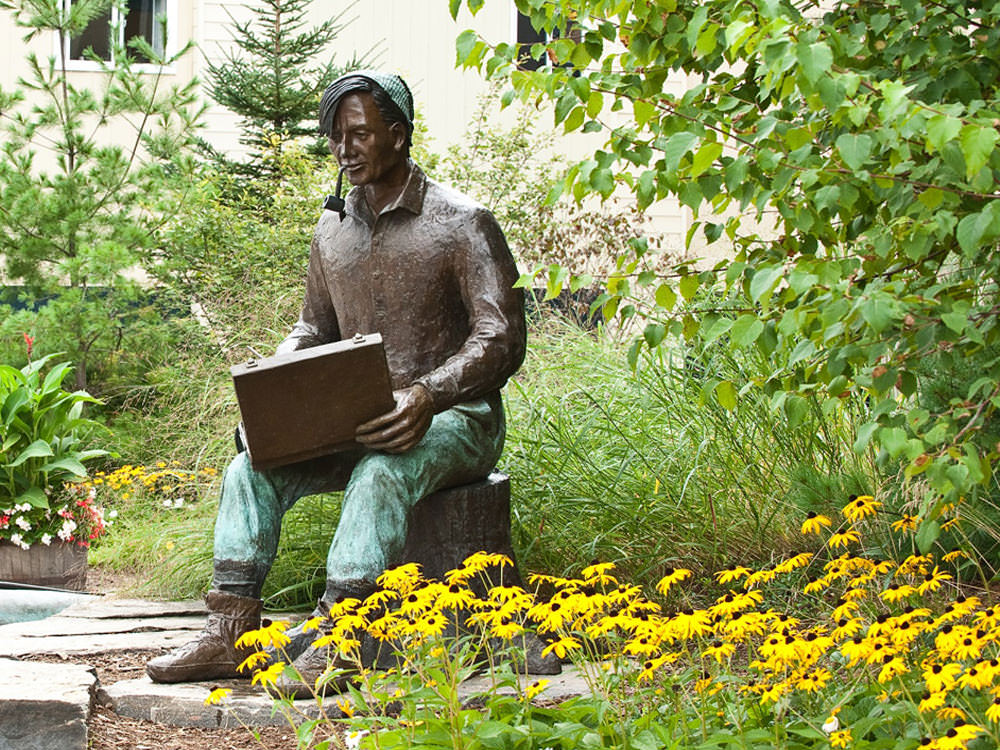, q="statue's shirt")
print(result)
[279,162,526,412]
